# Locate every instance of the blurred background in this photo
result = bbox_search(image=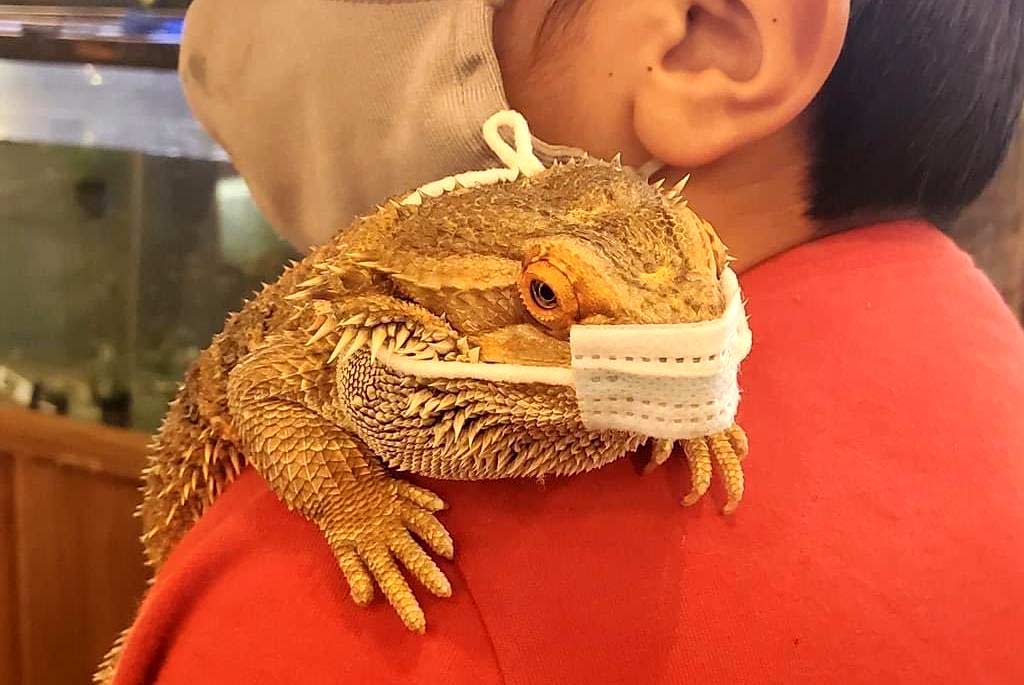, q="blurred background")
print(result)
[0,2,1020,684]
